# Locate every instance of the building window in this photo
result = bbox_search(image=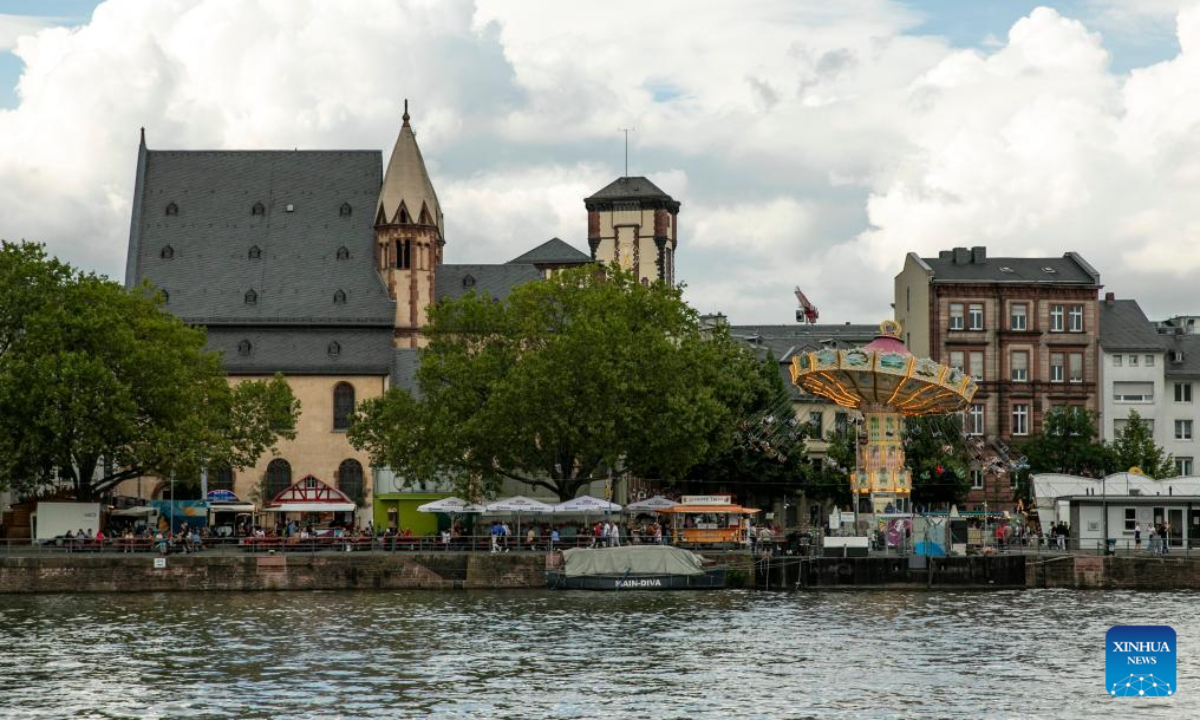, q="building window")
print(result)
[1011,351,1028,382]
[808,411,823,432]
[968,303,984,331]
[333,289,346,305]
[1050,305,1064,332]
[1012,404,1029,436]
[1050,353,1064,383]
[337,459,364,504]
[1124,508,1137,532]
[971,469,984,490]
[161,290,169,304]
[834,412,849,436]
[1176,419,1193,441]
[949,351,965,372]
[160,245,174,260]
[237,339,251,356]
[969,351,984,381]
[245,289,258,305]
[1130,354,1139,367]
[336,246,350,260]
[210,464,234,492]
[396,239,412,270]
[333,382,355,430]
[1113,381,1153,402]
[265,459,292,500]
[1176,383,1192,403]
[1113,355,1123,367]
[1177,457,1194,476]
[251,202,265,216]
[966,403,985,436]
[328,341,341,357]
[1010,303,1028,331]
[339,202,353,217]
[1145,355,1155,367]
[165,202,178,216]
[1069,353,1083,383]
[949,303,964,331]
[1068,305,1084,332]
[249,245,262,260]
